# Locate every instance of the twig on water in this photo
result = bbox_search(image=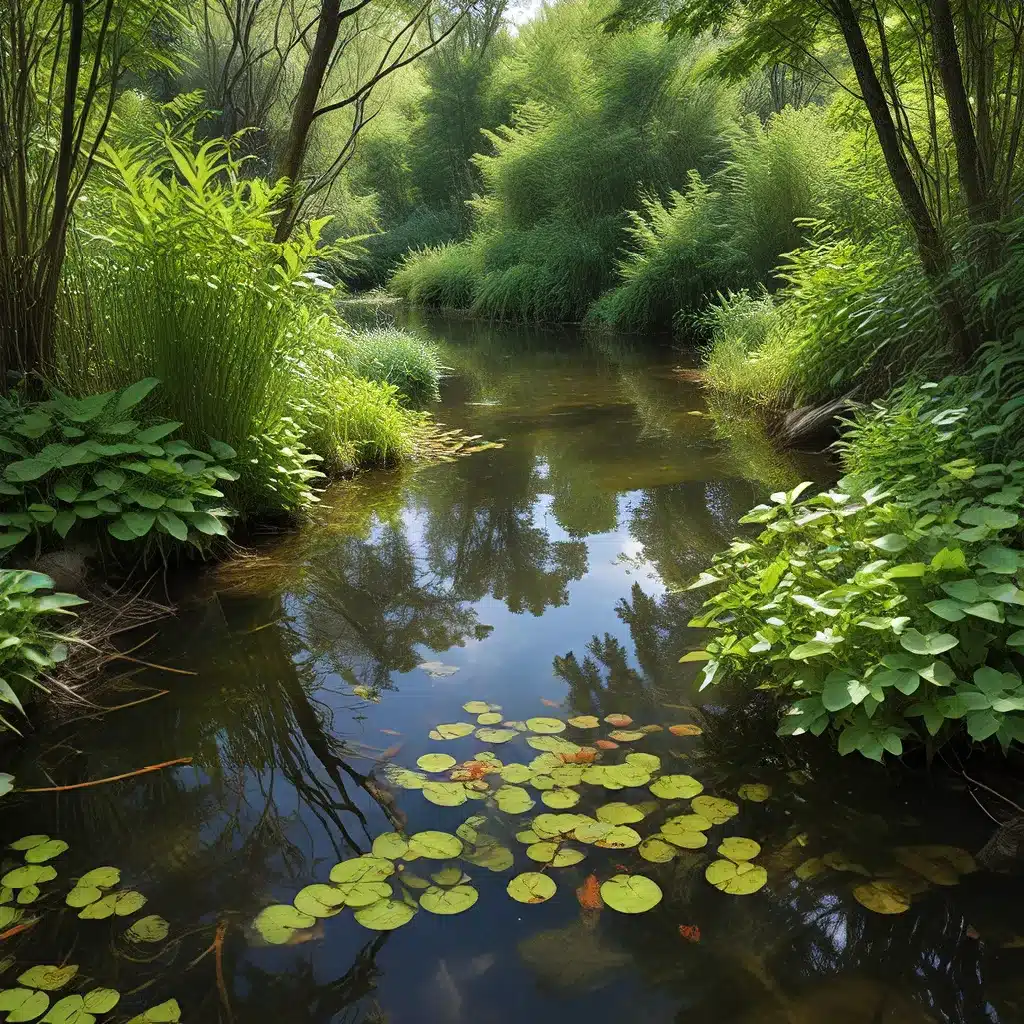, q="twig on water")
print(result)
[21,757,192,792]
